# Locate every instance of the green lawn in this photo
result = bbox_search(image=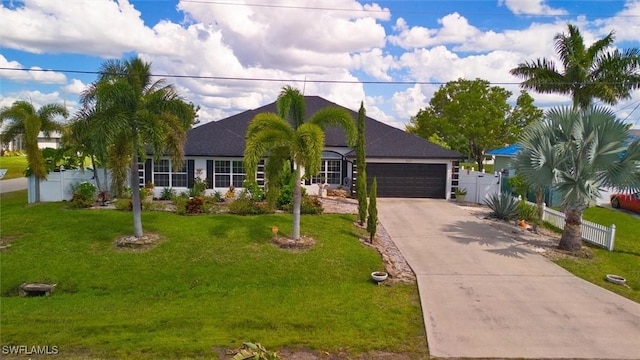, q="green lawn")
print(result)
[0,190,427,359]
[0,155,27,179]
[554,206,640,303]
